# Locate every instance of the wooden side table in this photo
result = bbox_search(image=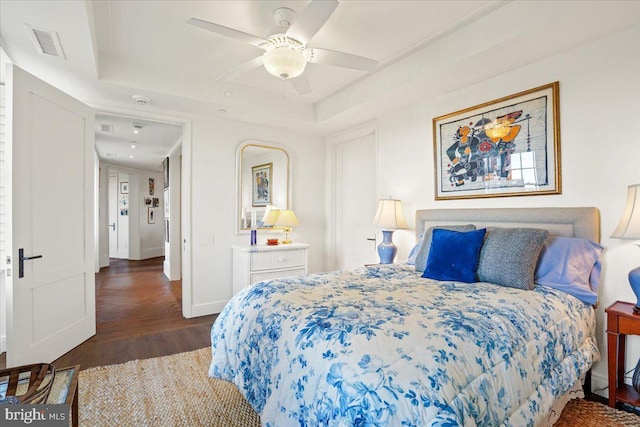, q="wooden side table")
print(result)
[605,301,640,408]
